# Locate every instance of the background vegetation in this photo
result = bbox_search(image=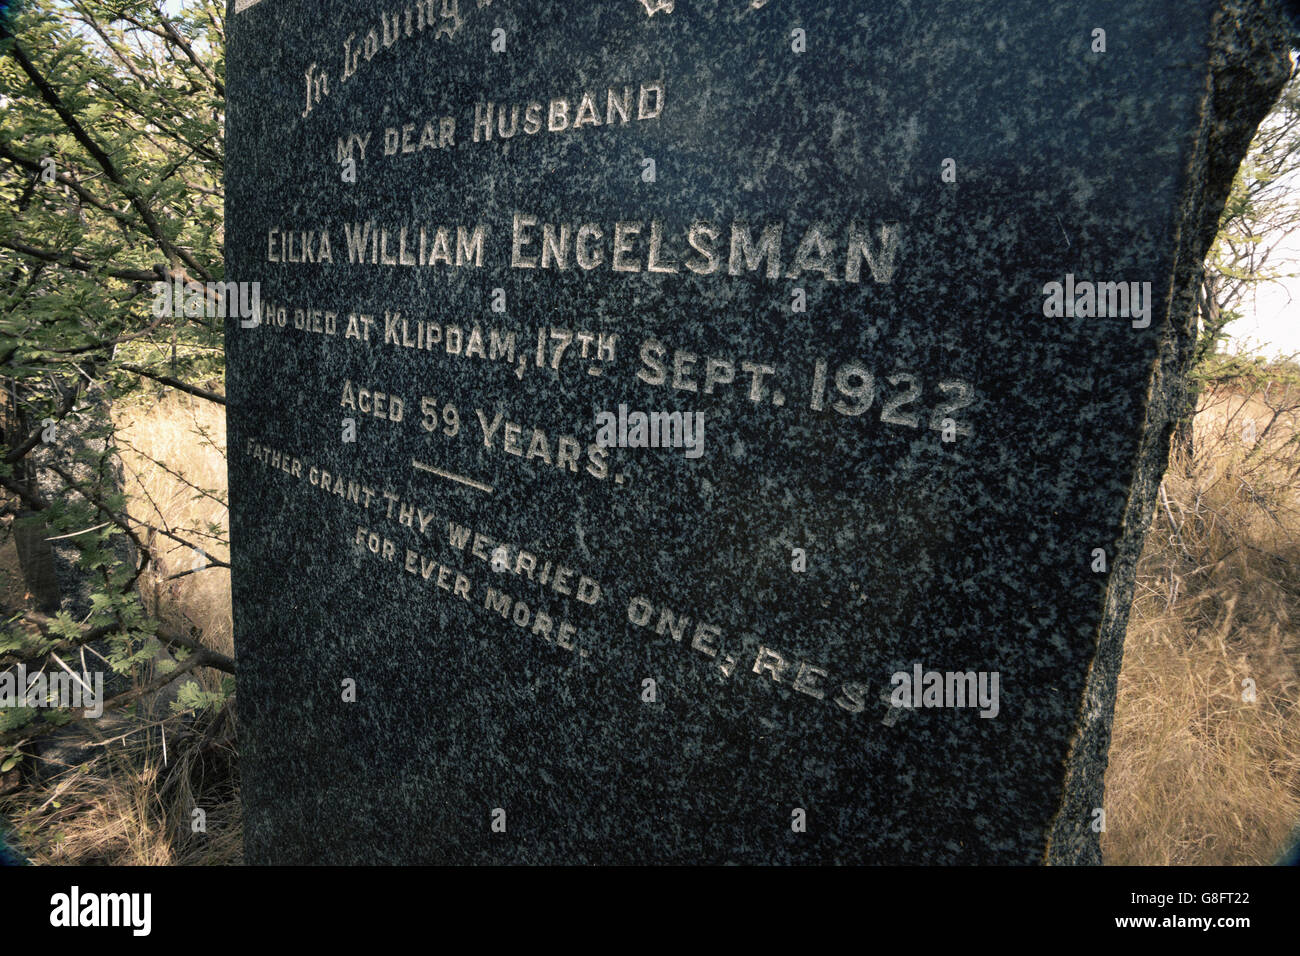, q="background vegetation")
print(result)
[0,0,234,862]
